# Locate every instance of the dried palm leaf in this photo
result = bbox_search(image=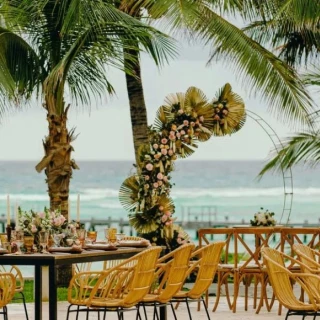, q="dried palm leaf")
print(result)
[211,83,245,136]
[119,176,140,212]
[153,105,173,132]
[129,212,159,233]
